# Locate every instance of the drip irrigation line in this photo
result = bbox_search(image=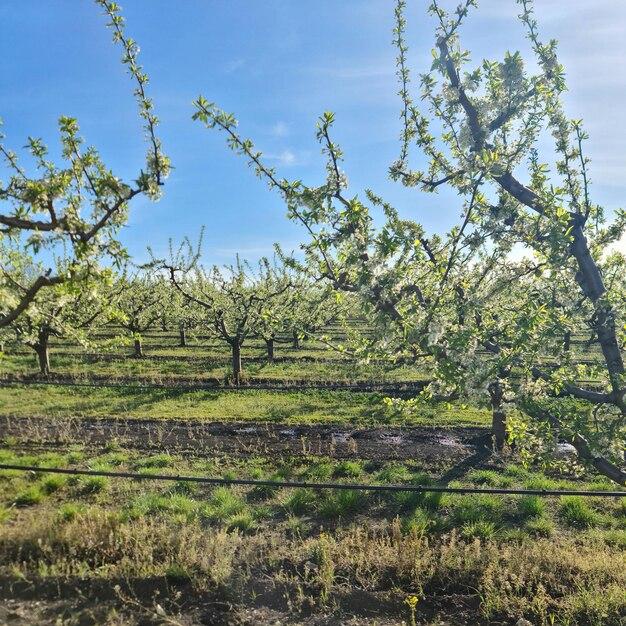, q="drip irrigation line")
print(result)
[0,463,624,497]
